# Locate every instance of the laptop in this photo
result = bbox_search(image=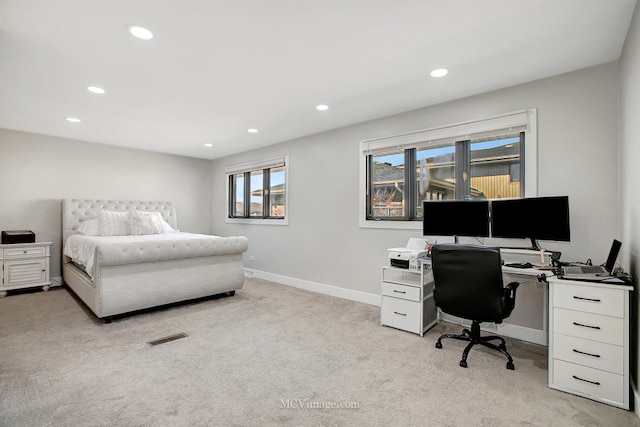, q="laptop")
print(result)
[560,239,622,280]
